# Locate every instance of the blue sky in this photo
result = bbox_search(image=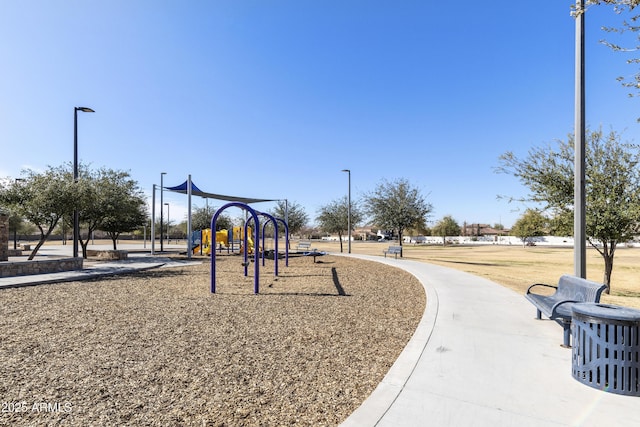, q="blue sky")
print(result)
[2,1,639,228]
